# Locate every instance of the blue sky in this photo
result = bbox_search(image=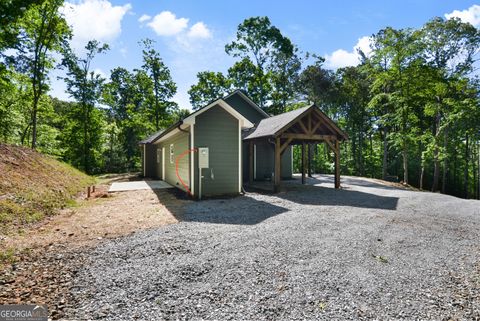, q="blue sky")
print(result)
[51,0,480,110]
